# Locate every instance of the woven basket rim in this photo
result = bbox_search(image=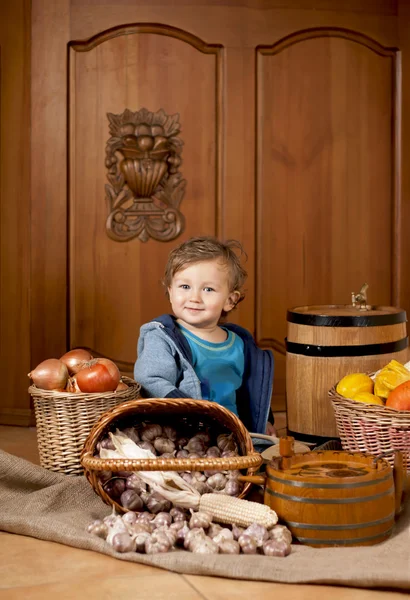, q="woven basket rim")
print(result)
[81,451,262,472]
[80,397,260,469]
[28,376,140,400]
[329,384,410,422]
